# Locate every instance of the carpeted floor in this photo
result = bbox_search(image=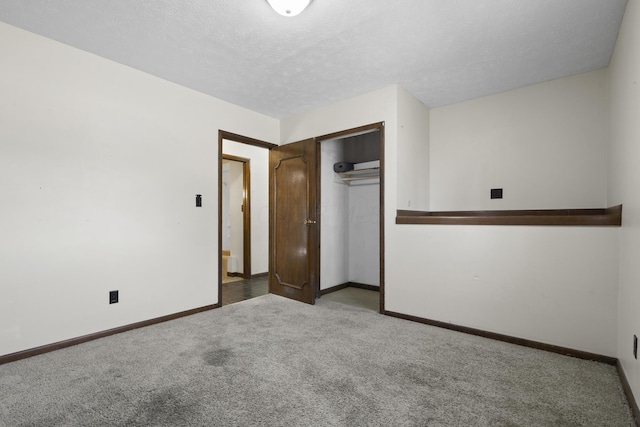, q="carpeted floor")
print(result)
[321,287,380,312]
[0,294,633,426]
